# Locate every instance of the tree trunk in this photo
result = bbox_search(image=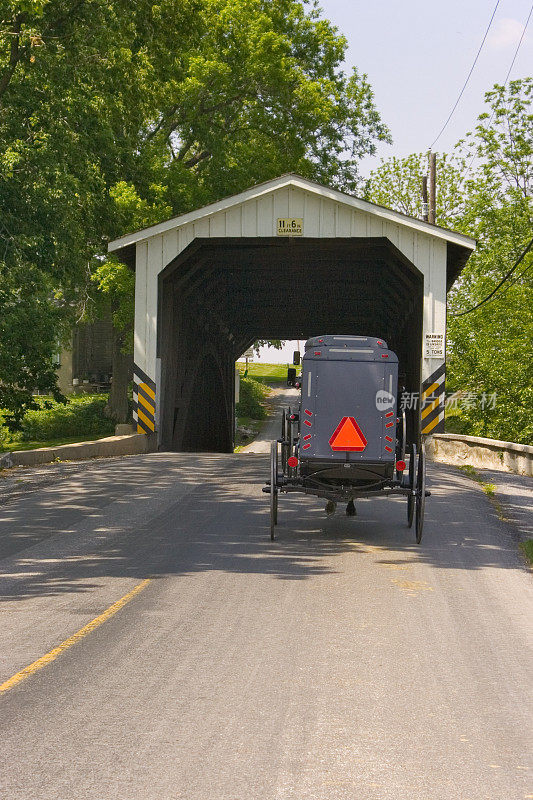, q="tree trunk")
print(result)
[105,324,131,423]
